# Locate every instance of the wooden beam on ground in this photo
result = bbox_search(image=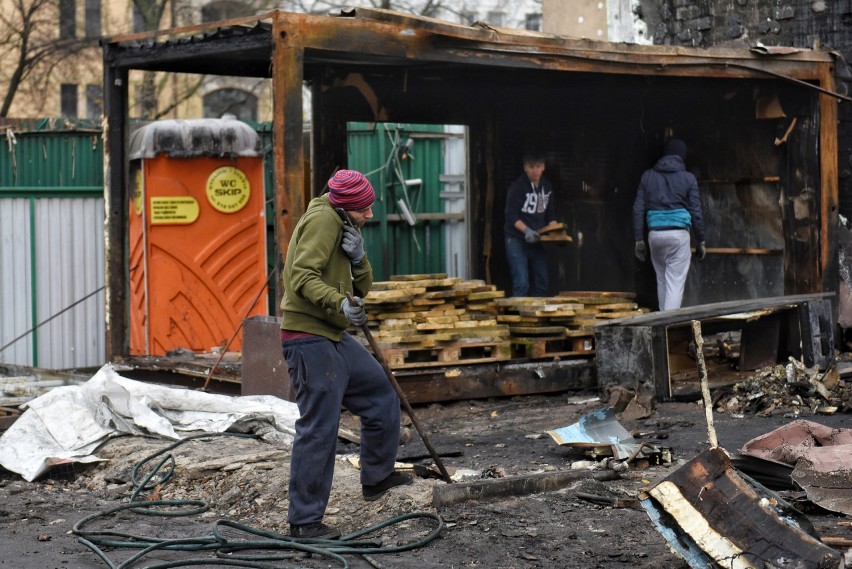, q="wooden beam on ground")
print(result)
[393,358,595,404]
[432,470,620,507]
